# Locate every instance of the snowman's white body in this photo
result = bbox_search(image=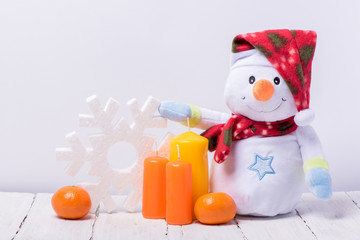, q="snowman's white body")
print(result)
[195,49,324,216]
[211,131,303,216]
